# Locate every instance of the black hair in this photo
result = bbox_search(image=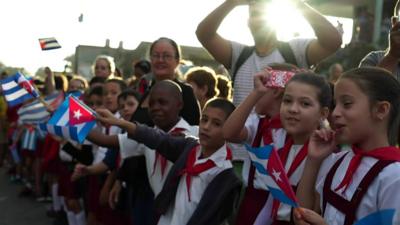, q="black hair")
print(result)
[340,67,400,145]
[286,72,332,108]
[105,78,128,92]
[118,89,141,102]
[149,37,181,61]
[89,76,107,87]
[204,98,236,119]
[134,60,151,74]
[87,85,103,97]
